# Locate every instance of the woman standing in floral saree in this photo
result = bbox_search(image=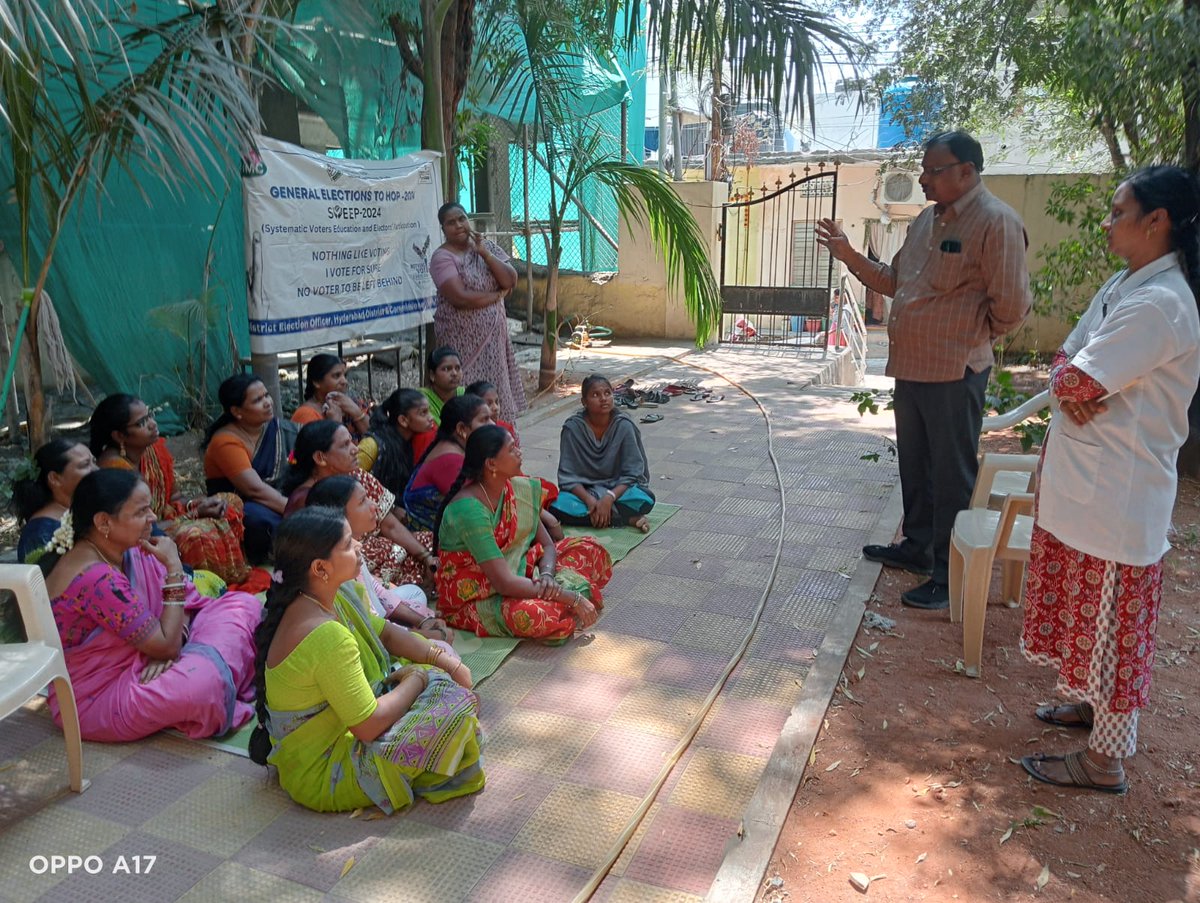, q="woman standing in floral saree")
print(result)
[436,425,611,643]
